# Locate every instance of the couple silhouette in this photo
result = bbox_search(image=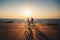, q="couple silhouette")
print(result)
[27,17,34,28]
